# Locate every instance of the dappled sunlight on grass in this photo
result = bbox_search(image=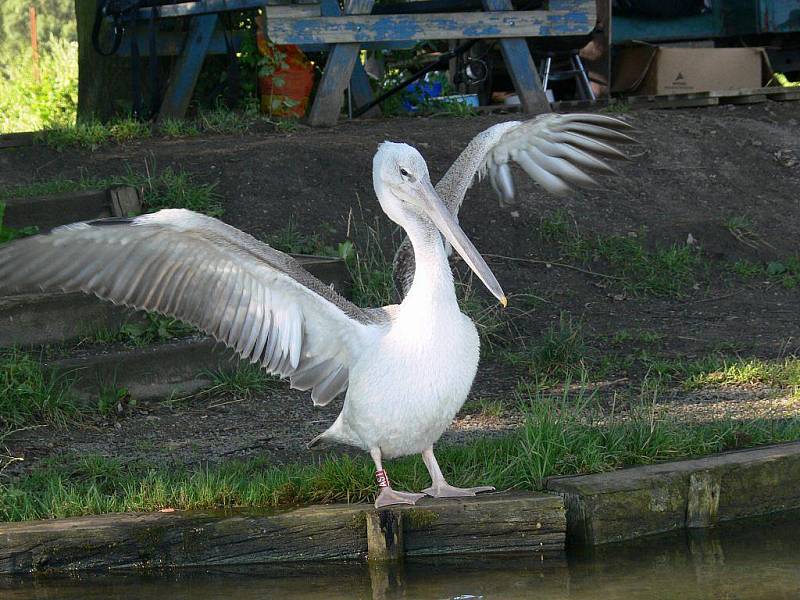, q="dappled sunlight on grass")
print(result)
[3,382,798,522]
